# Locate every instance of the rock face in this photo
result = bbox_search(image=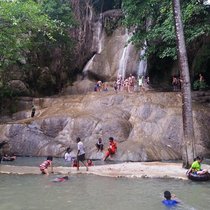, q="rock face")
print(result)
[7,80,30,96]
[1,91,210,161]
[83,26,139,81]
